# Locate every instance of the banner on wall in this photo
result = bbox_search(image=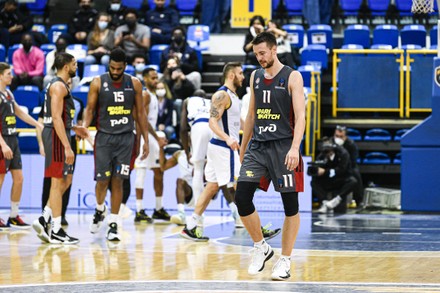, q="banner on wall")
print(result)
[0,155,312,212]
[231,0,271,28]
